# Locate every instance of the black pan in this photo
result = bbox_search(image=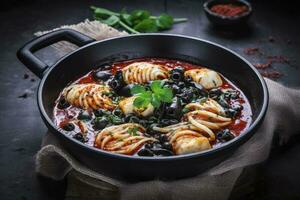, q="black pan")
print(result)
[17,29,268,182]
